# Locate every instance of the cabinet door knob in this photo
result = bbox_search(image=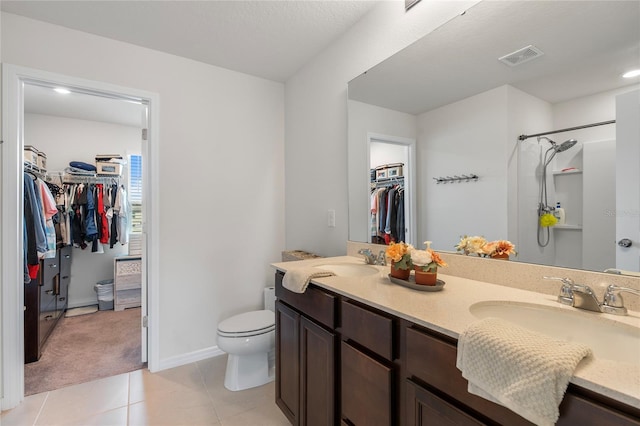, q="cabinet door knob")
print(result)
[45,290,54,295]
[49,264,57,268]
